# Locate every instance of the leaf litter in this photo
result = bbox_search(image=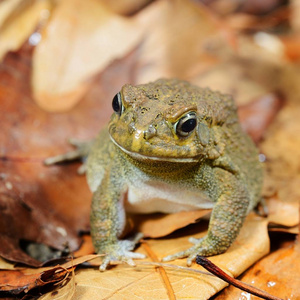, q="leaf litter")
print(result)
[0,0,299,299]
